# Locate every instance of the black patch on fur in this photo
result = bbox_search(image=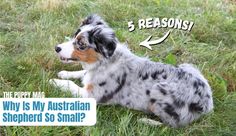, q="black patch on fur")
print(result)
[82,17,90,25]
[194,90,203,98]
[105,90,108,93]
[116,76,121,84]
[89,27,117,57]
[81,15,95,26]
[126,102,130,106]
[99,73,127,103]
[94,48,99,52]
[177,69,185,79]
[159,88,167,95]
[96,22,103,25]
[150,98,156,104]
[193,79,206,98]
[142,73,149,80]
[99,81,106,86]
[146,90,150,96]
[138,72,142,78]
[173,99,185,108]
[189,102,203,113]
[193,78,205,89]
[193,81,199,89]
[206,94,210,98]
[88,33,94,44]
[74,28,81,37]
[164,103,179,121]
[162,74,167,79]
[151,71,158,80]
